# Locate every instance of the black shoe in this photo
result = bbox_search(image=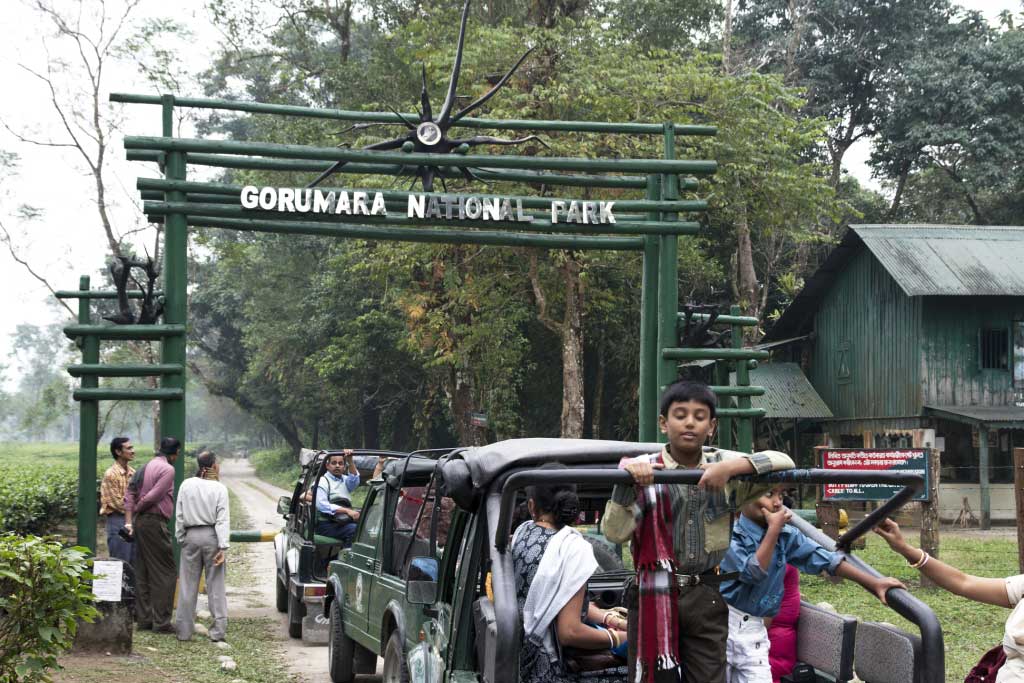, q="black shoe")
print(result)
[137,622,153,631]
[152,624,176,634]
